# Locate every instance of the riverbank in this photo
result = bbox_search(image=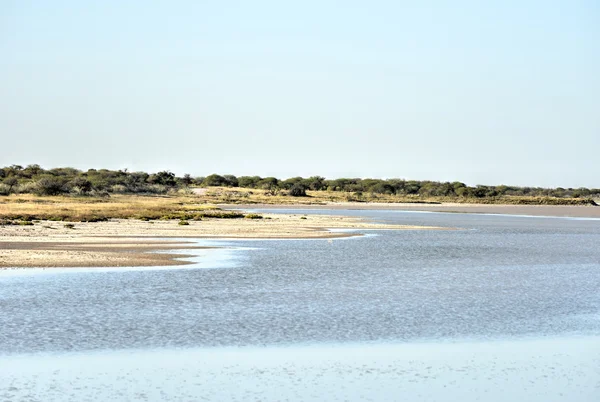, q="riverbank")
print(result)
[0,213,443,268]
[222,202,600,218]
